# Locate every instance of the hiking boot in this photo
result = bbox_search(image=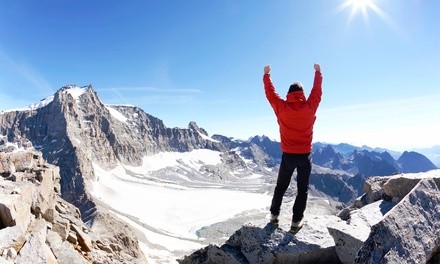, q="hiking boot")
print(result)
[270,214,279,226]
[289,220,304,234]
